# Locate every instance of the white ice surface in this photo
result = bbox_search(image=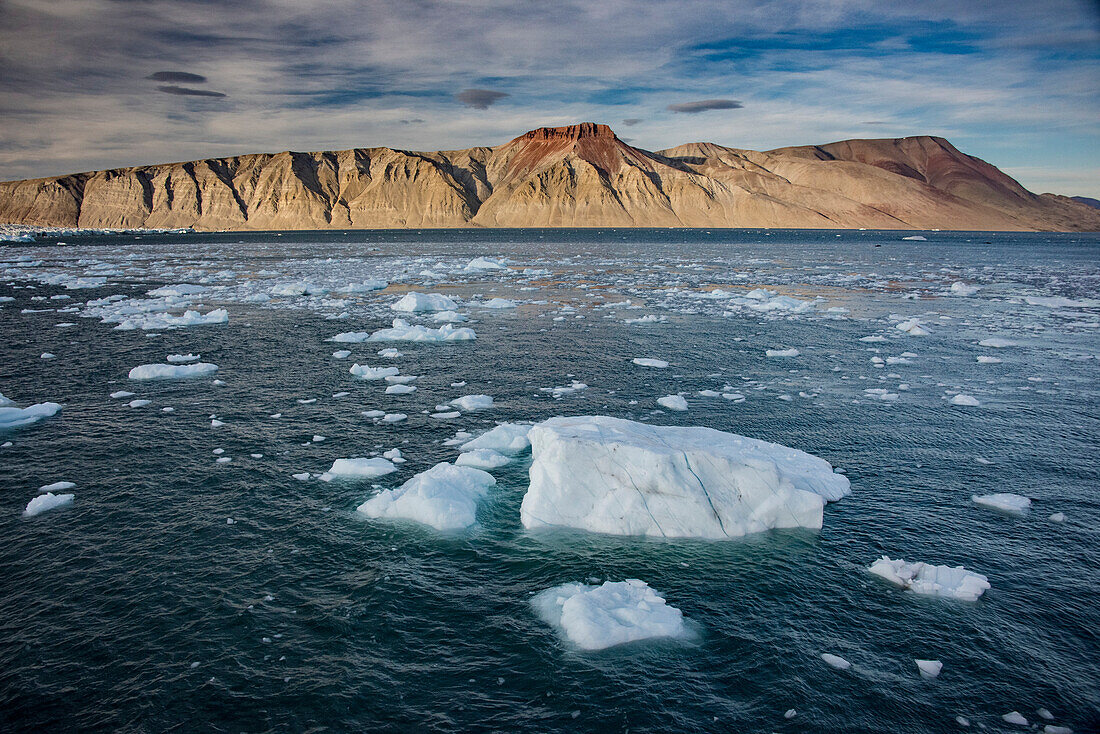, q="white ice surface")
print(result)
[450,394,494,411]
[128,363,218,380]
[455,449,512,469]
[366,319,476,342]
[324,457,397,479]
[356,462,496,530]
[632,358,669,368]
[24,492,74,516]
[868,556,990,601]
[349,364,400,380]
[915,659,943,679]
[460,423,532,455]
[532,579,688,650]
[821,653,851,670]
[520,416,850,539]
[972,493,1031,515]
[0,397,62,429]
[391,292,458,312]
[657,395,688,411]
